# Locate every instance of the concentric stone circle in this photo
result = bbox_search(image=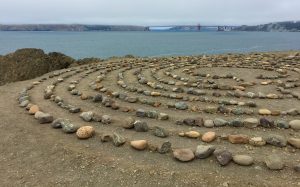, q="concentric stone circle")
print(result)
[17,52,300,172]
